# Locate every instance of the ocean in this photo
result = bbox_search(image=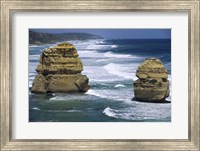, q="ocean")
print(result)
[29,39,171,122]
